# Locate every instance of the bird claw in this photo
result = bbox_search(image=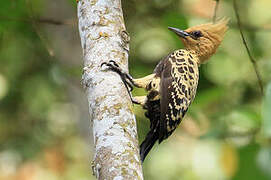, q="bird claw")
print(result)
[101,60,127,78]
[101,60,135,101]
[101,60,119,67]
[108,60,119,67]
